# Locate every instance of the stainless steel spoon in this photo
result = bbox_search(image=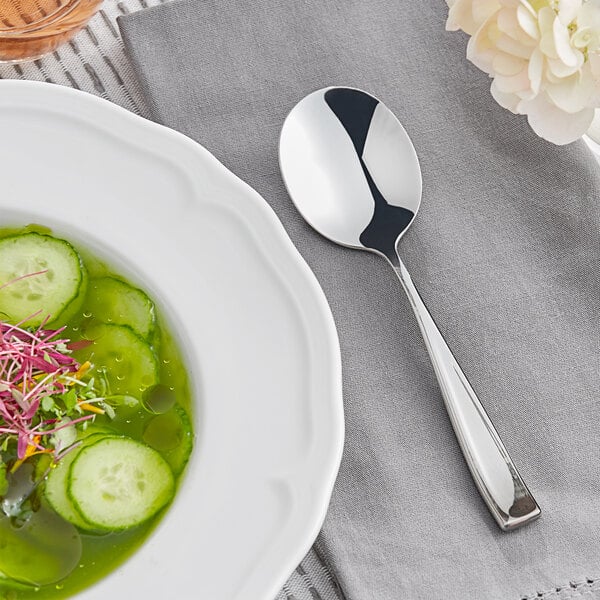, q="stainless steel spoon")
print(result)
[279,86,540,531]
